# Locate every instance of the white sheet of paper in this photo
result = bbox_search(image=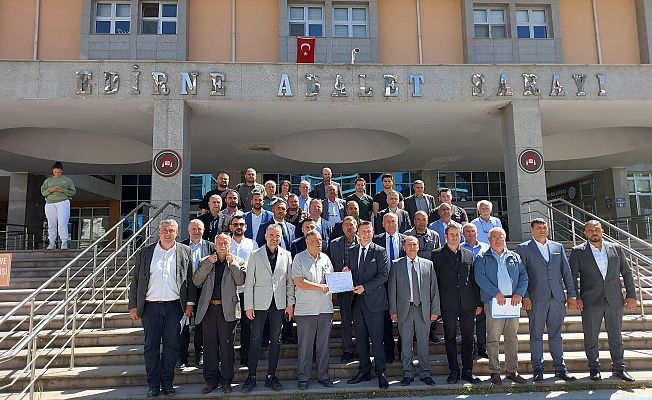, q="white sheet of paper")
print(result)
[325,271,354,293]
[180,314,190,333]
[490,298,522,319]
